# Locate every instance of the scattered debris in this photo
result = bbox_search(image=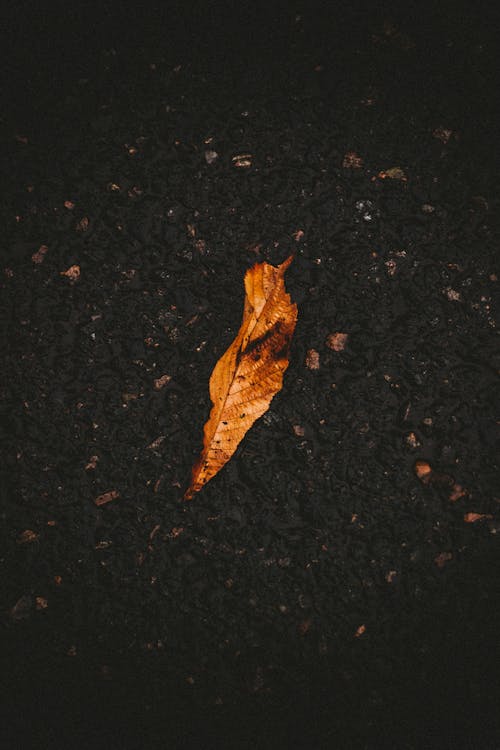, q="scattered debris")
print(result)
[205,149,219,164]
[168,527,184,538]
[326,332,348,351]
[385,259,397,276]
[464,512,493,523]
[154,374,172,390]
[444,287,462,302]
[432,127,453,144]
[232,154,252,168]
[10,595,32,621]
[305,349,320,370]
[434,552,453,568]
[414,460,432,482]
[94,490,120,507]
[60,265,80,281]
[293,424,305,437]
[85,455,99,470]
[378,167,407,181]
[17,529,39,544]
[147,435,166,450]
[342,151,363,168]
[355,624,366,638]
[405,432,420,448]
[32,245,49,264]
[449,483,467,502]
[76,217,89,232]
[298,618,312,635]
